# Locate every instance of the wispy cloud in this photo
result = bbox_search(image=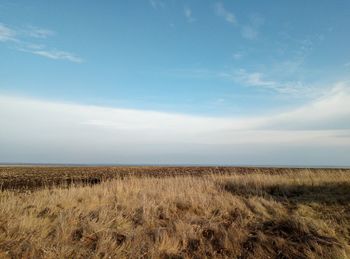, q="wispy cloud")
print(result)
[241,25,258,40]
[234,69,276,87]
[24,25,55,38]
[184,6,195,23]
[168,66,308,95]
[17,46,83,63]
[232,52,243,60]
[241,14,264,40]
[214,4,263,40]
[214,3,236,25]
[0,22,83,63]
[149,0,164,9]
[221,68,314,95]
[0,23,17,42]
